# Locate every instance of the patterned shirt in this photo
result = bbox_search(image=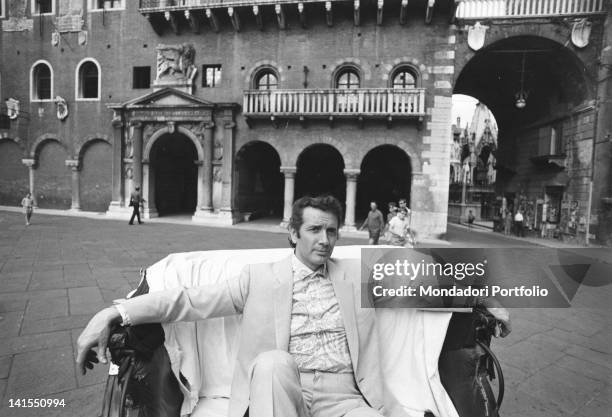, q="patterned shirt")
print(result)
[288,255,353,373]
